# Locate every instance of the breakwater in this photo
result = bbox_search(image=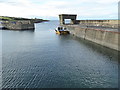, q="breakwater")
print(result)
[1,20,35,30]
[76,20,118,28]
[62,25,119,51]
[59,14,119,51]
